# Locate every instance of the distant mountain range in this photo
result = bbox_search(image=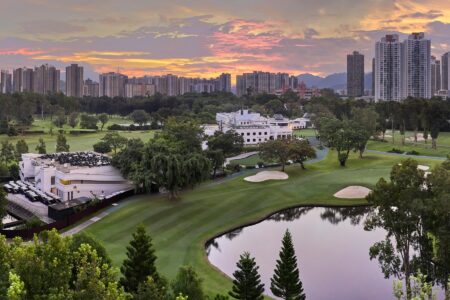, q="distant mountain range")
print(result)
[297,73,373,91]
